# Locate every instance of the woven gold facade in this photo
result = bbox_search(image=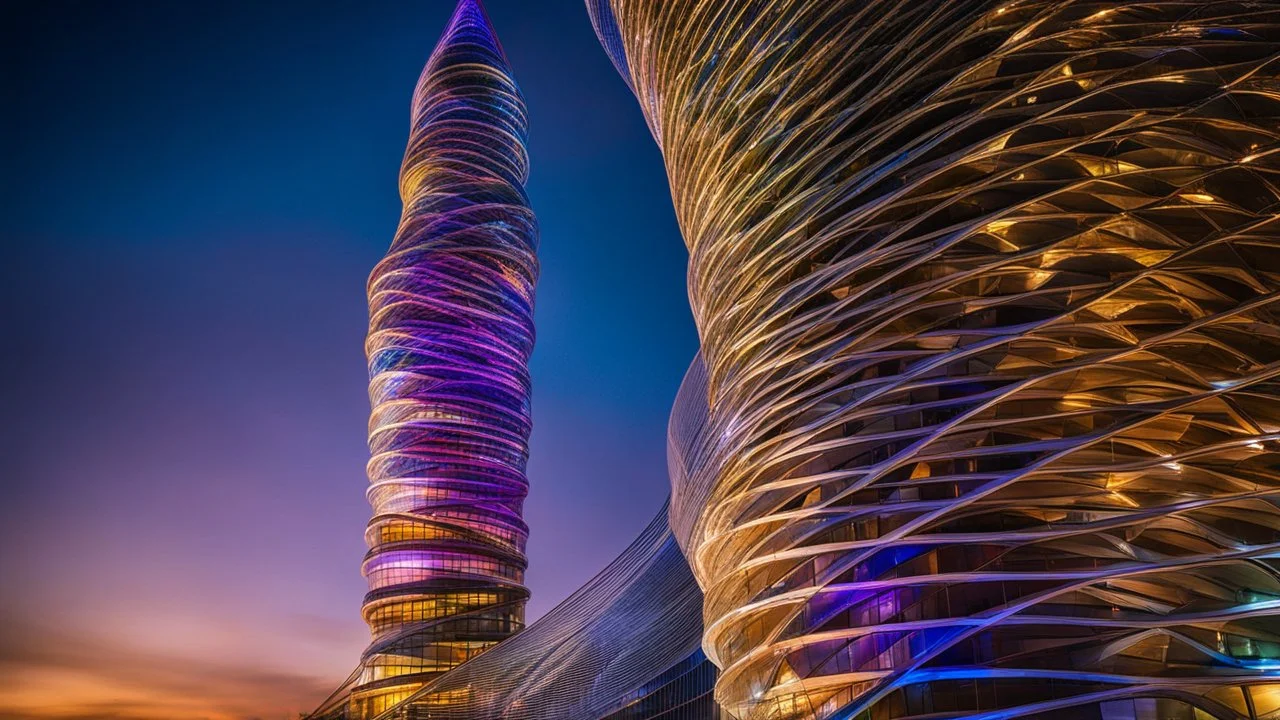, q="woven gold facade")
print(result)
[591,2,1280,719]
